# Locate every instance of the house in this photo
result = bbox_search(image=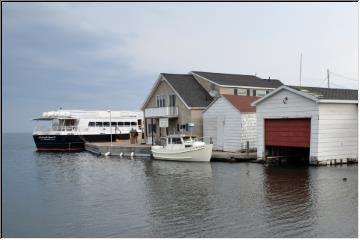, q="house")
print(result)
[252,85,358,165]
[141,71,283,144]
[203,95,259,152]
[191,71,283,97]
[141,74,213,144]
